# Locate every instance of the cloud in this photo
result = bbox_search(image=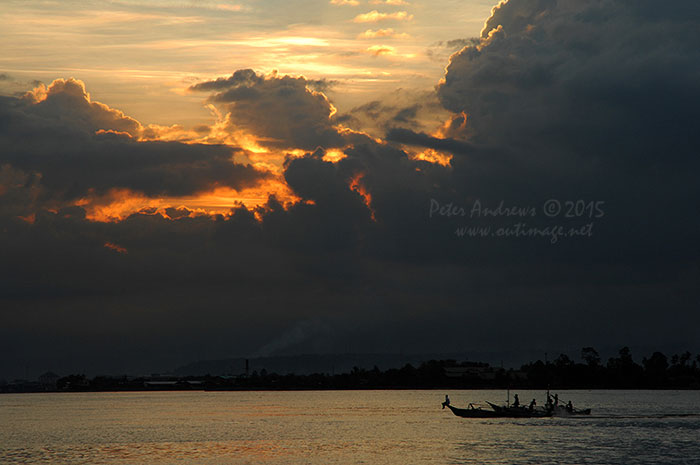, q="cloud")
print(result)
[215,3,244,12]
[22,78,143,137]
[438,0,700,152]
[370,0,409,4]
[0,79,270,201]
[305,78,339,93]
[426,38,479,62]
[427,0,700,269]
[189,69,263,93]
[190,69,348,150]
[392,104,420,123]
[330,0,359,5]
[385,127,473,154]
[335,89,446,138]
[358,28,410,39]
[366,45,397,56]
[353,10,413,23]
